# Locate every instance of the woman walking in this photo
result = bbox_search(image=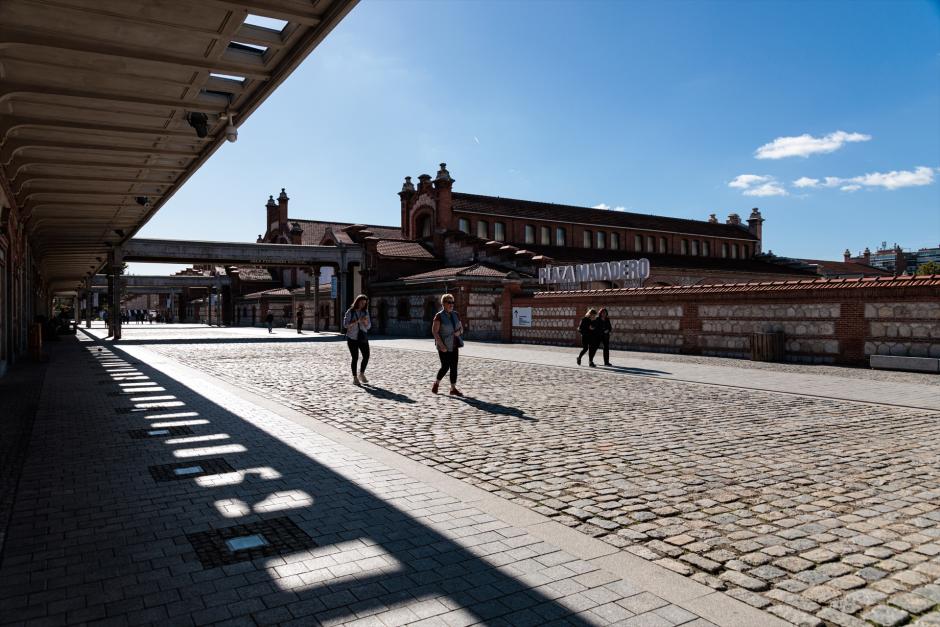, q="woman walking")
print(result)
[343,294,371,385]
[576,308,600,367]
[431,293,464,396]
[598,307,613,366]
